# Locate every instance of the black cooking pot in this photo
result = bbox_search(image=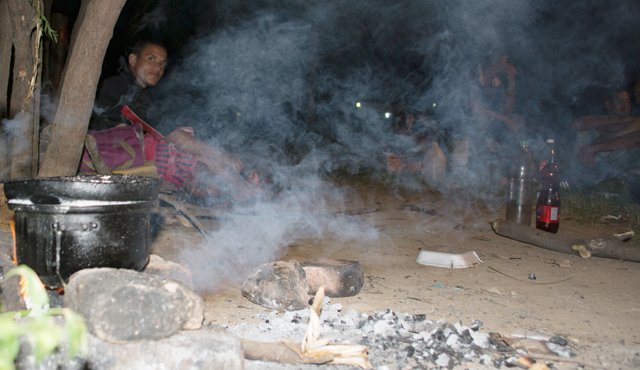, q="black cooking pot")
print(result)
[4,175,160,288]
[4,174,159,202]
